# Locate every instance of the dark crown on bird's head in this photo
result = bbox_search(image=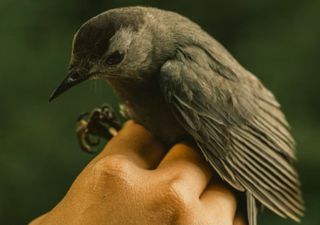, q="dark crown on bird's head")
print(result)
[72,8,146,61]
[49,7,150,102]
